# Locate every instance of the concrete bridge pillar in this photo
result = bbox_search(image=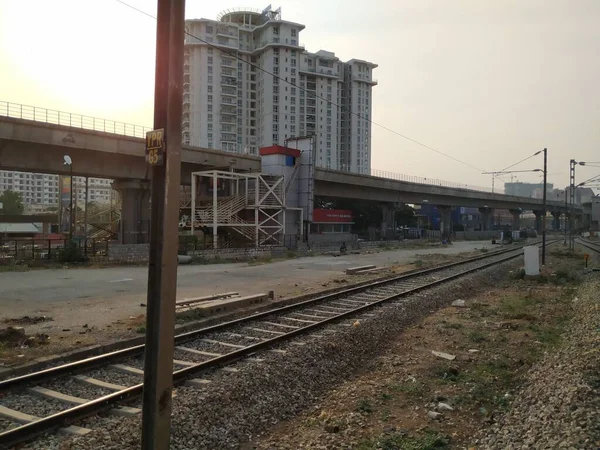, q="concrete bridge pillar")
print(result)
[533,210,544,233]
[380,203,395,239]
[551,211,562,230]
[478,207,494,231]
[509,209,522,232]
[112,179,151,244]
[438,205,453,238]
